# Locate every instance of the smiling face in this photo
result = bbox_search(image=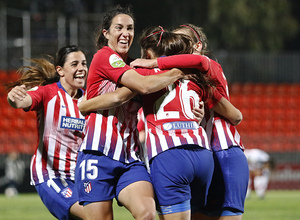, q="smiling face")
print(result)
[103,14,134,60]
[56,51,87,97]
